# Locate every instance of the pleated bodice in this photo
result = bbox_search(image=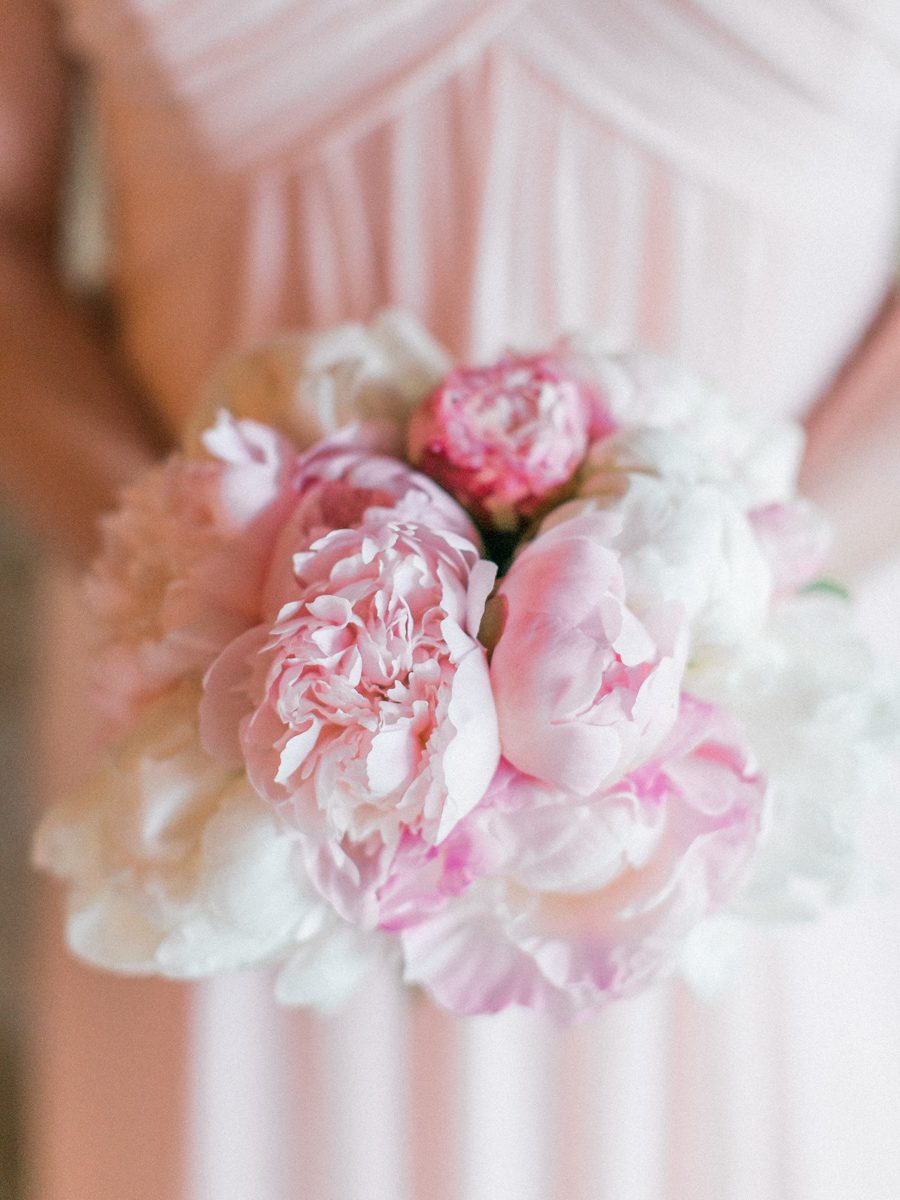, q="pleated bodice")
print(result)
[60,0,900,428]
